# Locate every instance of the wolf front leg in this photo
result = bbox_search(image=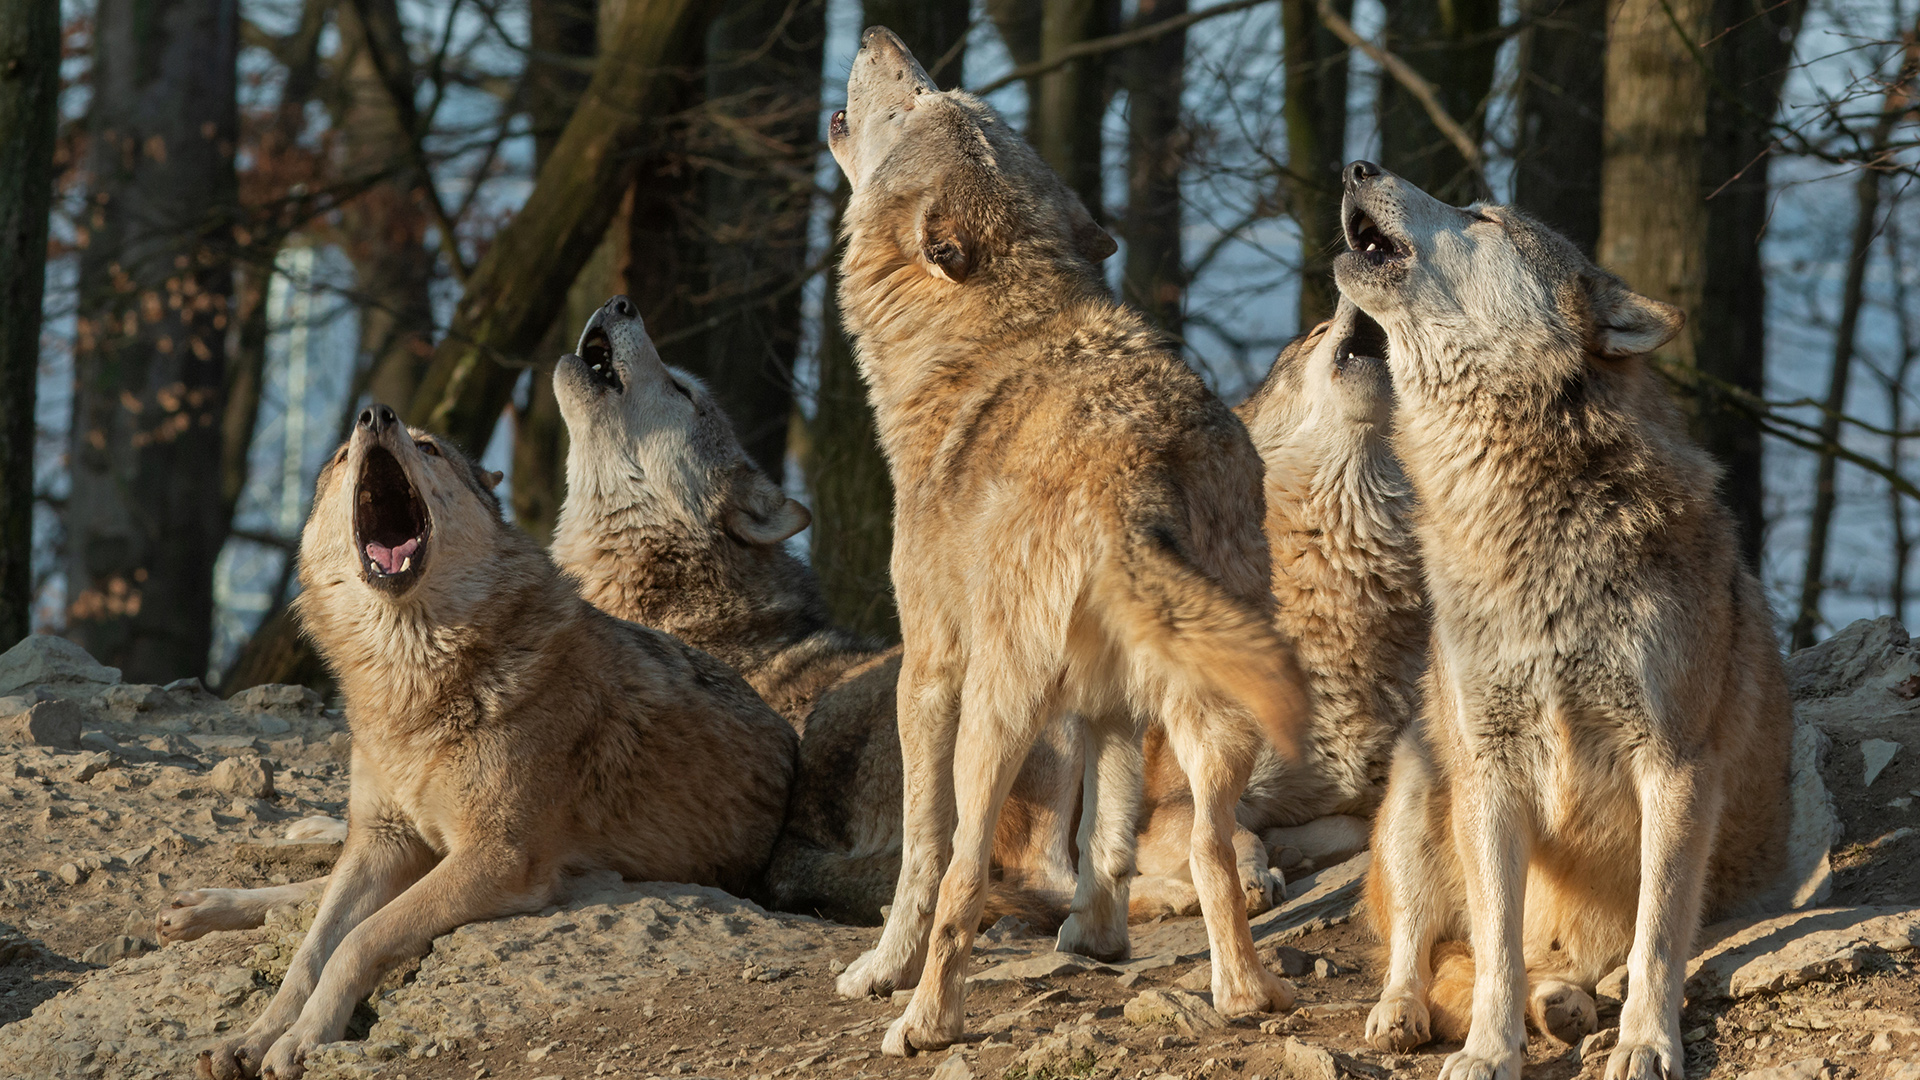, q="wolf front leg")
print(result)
[258,846,553,1079]
[1366,729,1459,1051]
[1440,736,1533,1080]
[1056,709,1143,960]
[1609,757,1720,1080]
[160,877,329,943]
[199,824,433,1080]
[836,629,962,1000]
